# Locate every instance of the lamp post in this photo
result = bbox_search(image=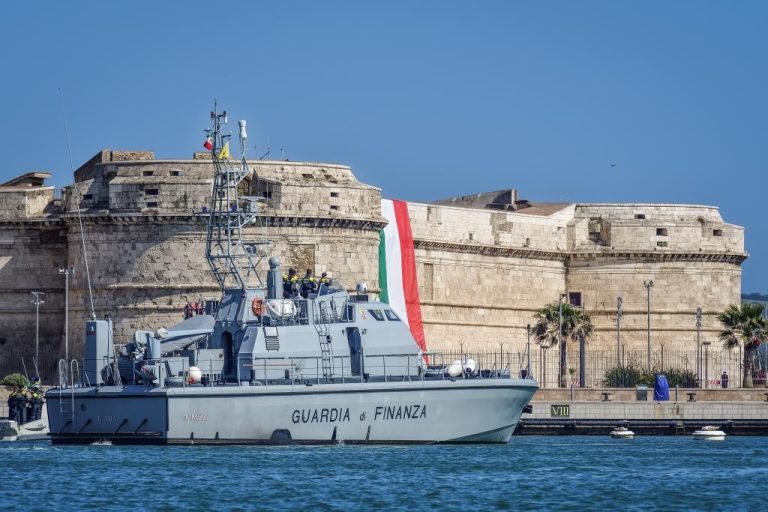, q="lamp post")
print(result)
[702,340,711,388]
[31,291,45,367]
[59,267,74,362]
[643,280,654,368]
[558,292,567,388]
[616,296,623,366]
[695,307,702,388]
[526,324,532,379]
